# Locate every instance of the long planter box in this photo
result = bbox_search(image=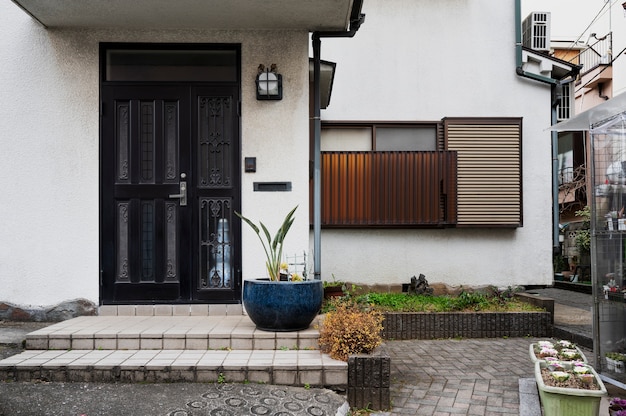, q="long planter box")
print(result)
[382,311,552,340]
[534,361,607,416]
[529,343,588,363]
